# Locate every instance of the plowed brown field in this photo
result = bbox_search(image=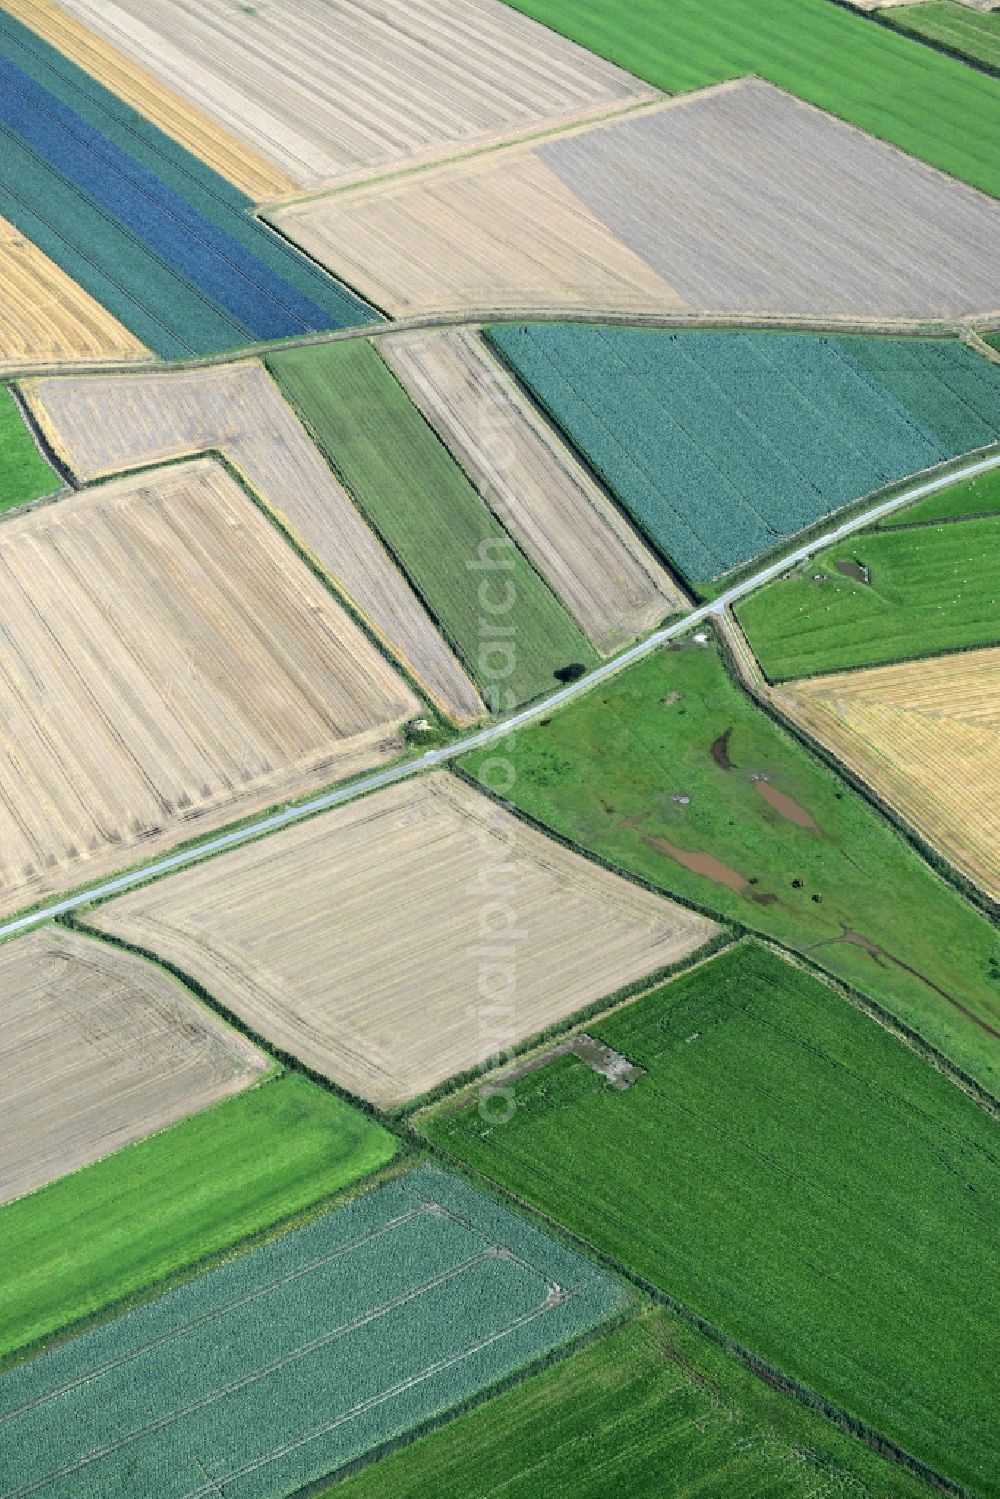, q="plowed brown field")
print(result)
[380,329,686,653]
[26,363,483,722]
[778,649,1000,903]
[0,456,420,918]
[0,926,267,1204]
[90,772,719,1105]
[273,79,1000,321]
[49,0,655,193]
